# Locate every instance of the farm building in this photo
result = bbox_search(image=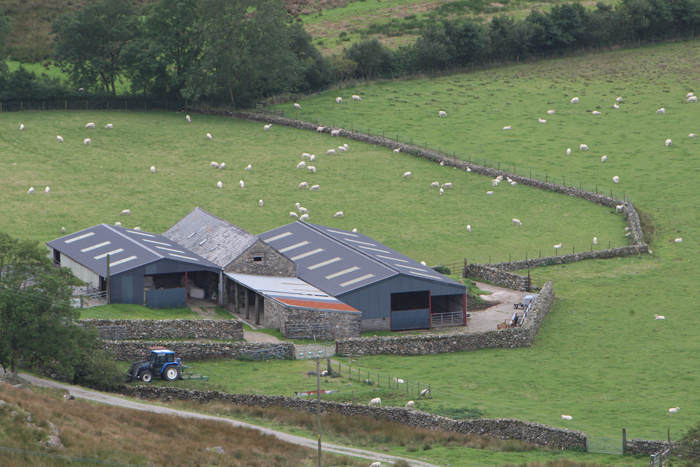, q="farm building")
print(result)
[47,224,220,308]
[260,222,467,331]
